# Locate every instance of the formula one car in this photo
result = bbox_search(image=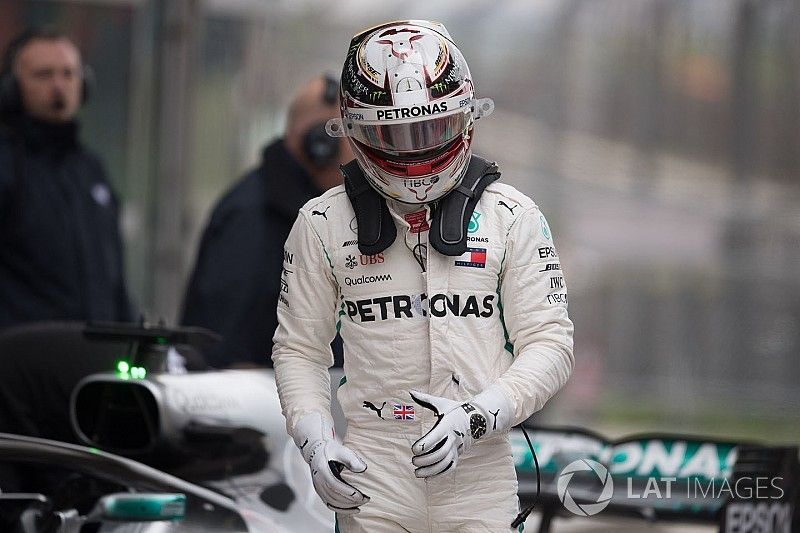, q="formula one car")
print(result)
[0,322,326,532]
[0,432,287,532]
